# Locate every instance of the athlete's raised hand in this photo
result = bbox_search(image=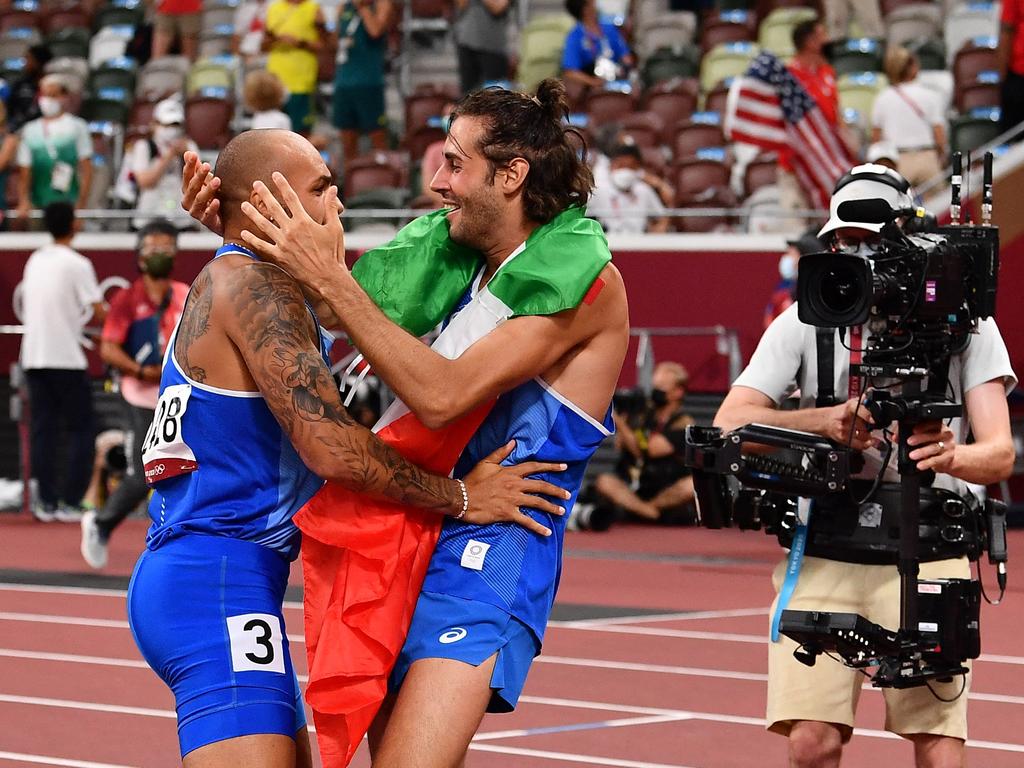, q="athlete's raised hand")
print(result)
[460,441,570,537]
[180,151,222,234]
[240,171,347,298]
